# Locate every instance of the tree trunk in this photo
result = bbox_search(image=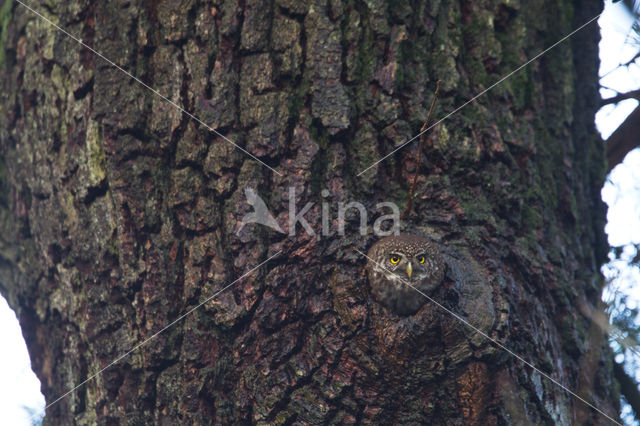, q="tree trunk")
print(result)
[0,0,619,424]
